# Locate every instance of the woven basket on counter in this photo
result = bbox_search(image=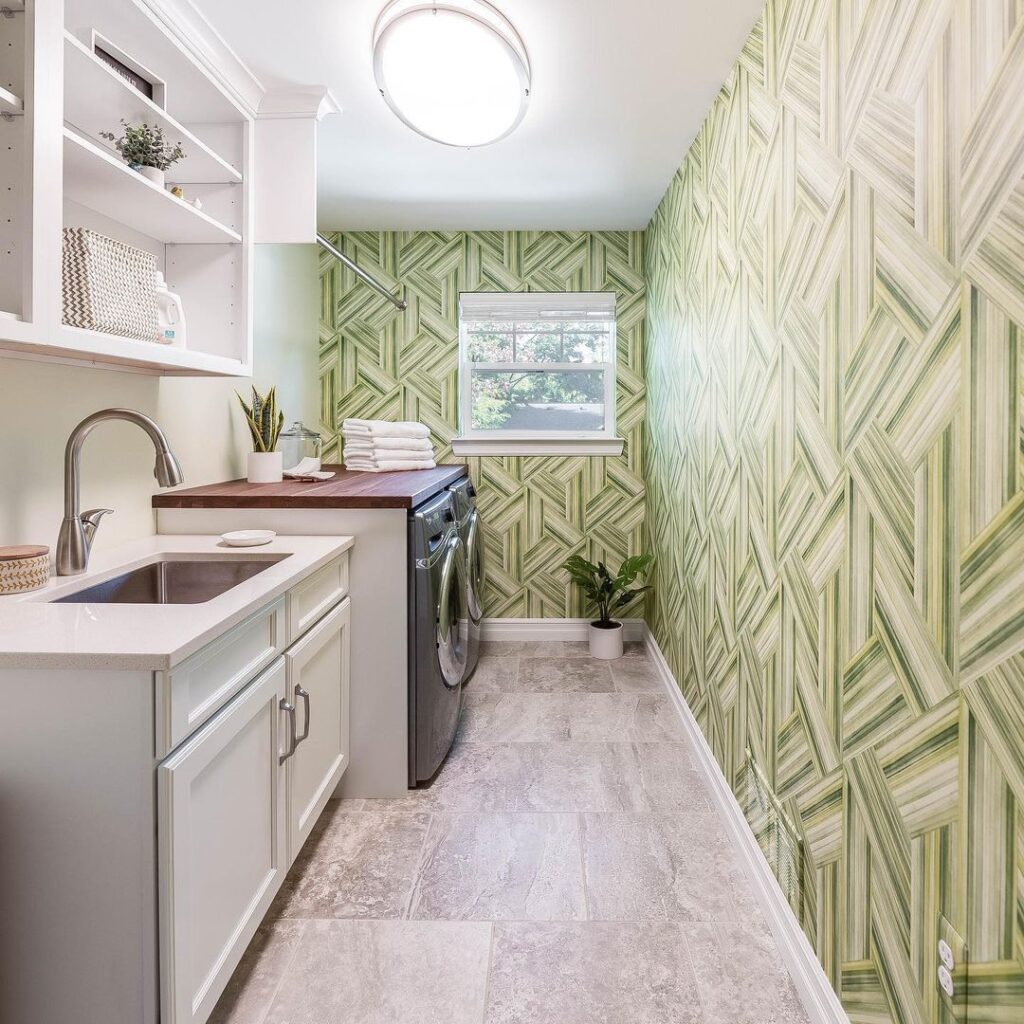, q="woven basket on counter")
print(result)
[0,545,50,595]
[62,227,159,341]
